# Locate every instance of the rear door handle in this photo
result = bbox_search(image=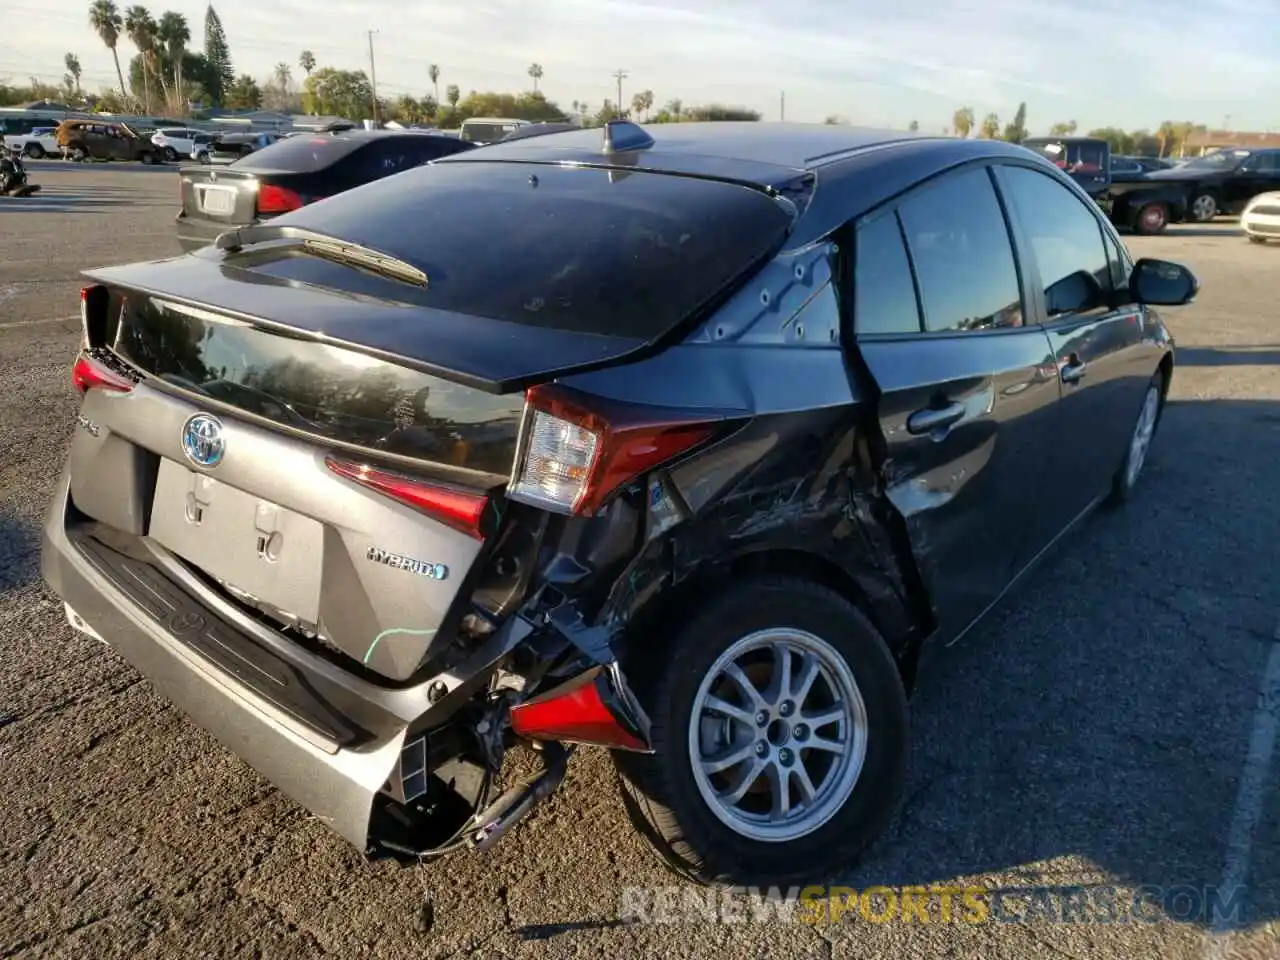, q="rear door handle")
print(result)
[906,402,965,436]
[1061,359,1088,384]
